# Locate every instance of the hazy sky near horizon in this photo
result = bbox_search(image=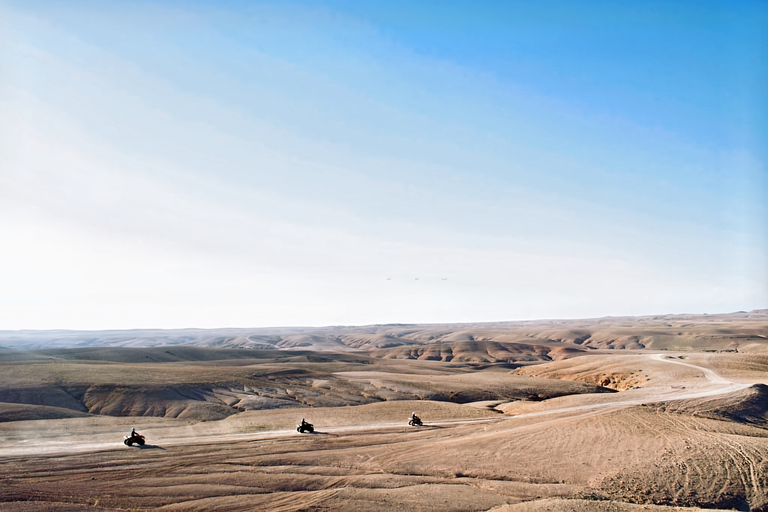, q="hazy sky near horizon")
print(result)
[1,1,767,329]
